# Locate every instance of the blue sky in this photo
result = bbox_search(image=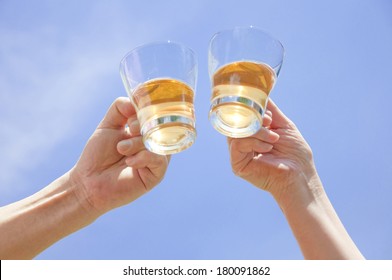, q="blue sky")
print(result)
[1,0,391,259]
